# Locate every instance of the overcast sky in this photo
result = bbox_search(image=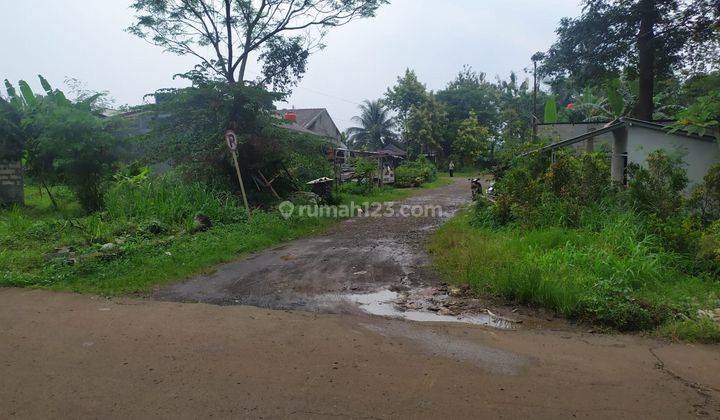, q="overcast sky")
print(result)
[2,0,582,130]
